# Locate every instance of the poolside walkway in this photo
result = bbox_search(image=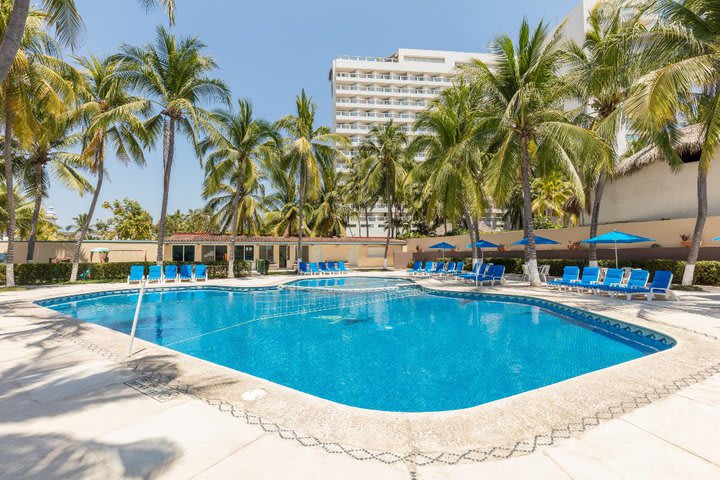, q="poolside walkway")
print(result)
[1,274,719,479]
